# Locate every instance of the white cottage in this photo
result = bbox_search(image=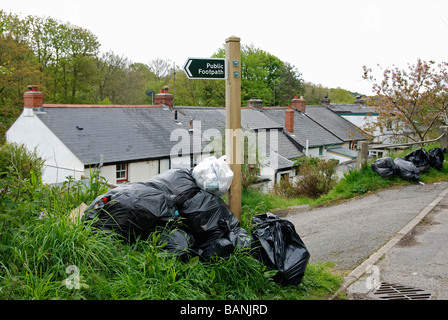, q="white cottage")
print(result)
[6,86,304,185]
